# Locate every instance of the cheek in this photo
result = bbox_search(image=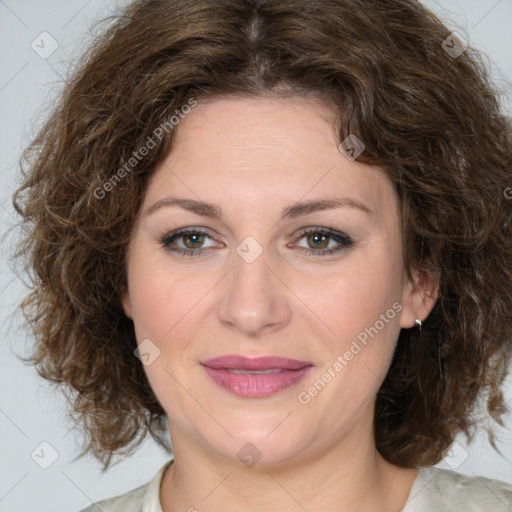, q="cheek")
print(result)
[295,253,403,343]
[299,271,402,421]
[127,248,209,342]
[127,260,204,420]
[291,246,404,406]
[128,275,171,340]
